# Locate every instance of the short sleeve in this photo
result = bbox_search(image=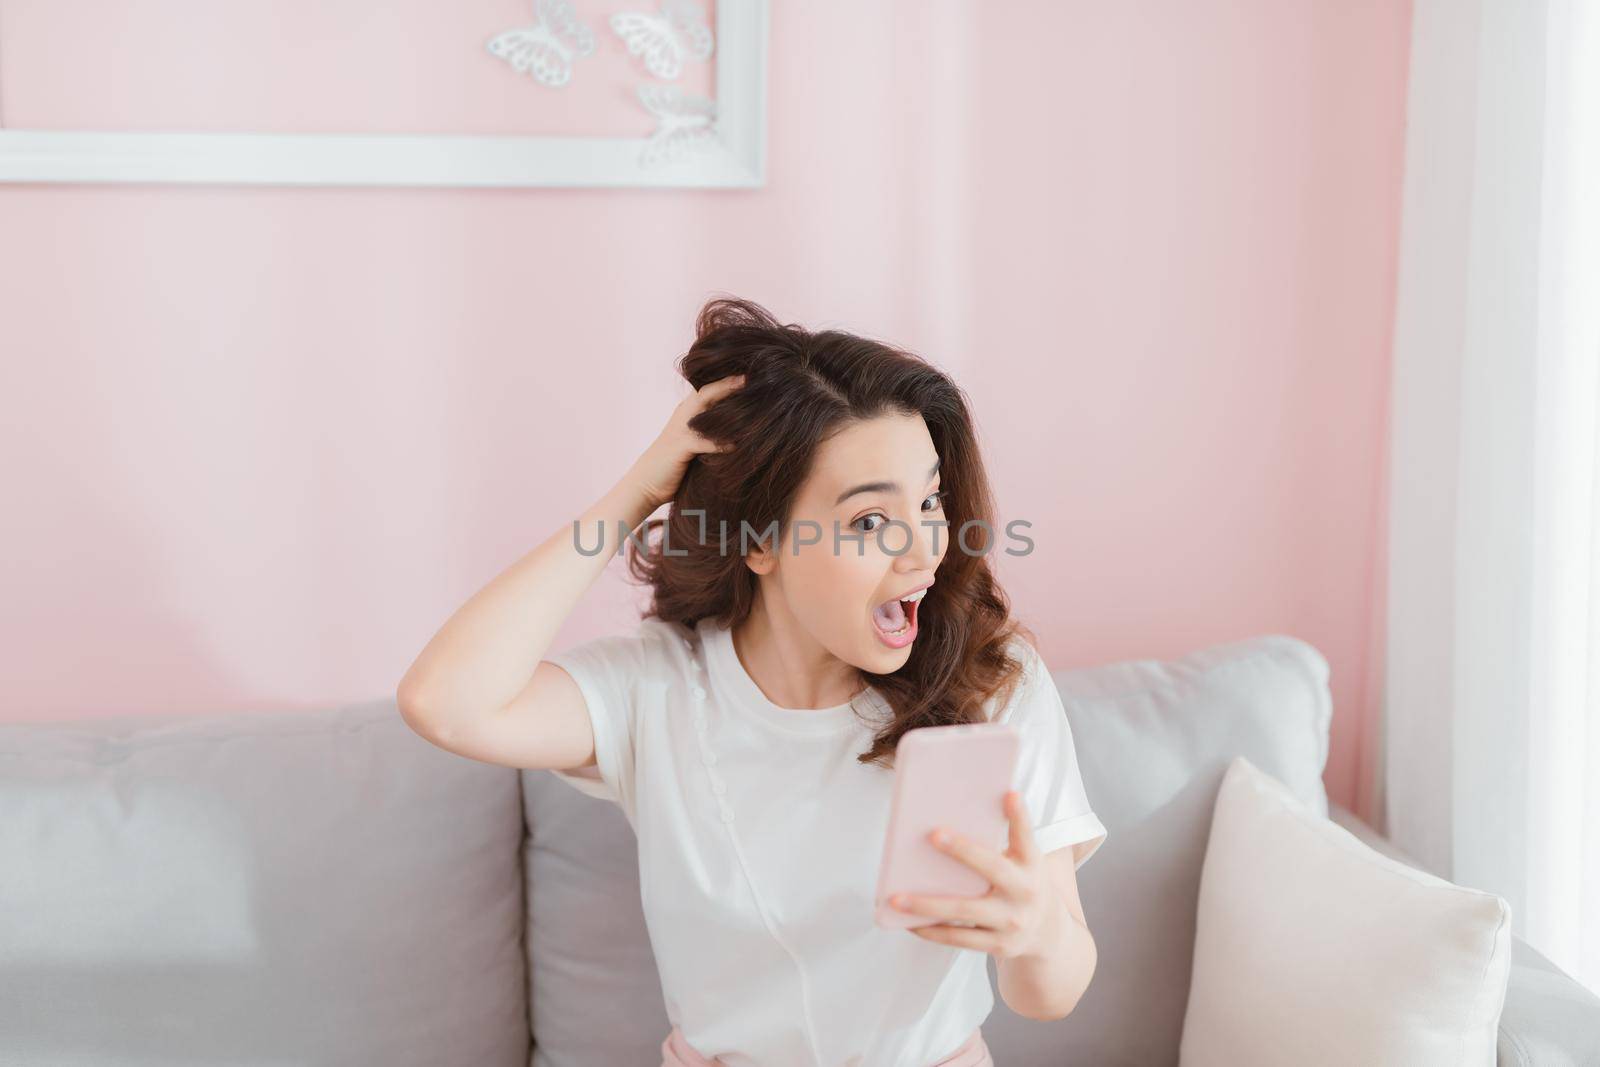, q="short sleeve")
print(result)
[543,619,674,822]
[995,638,1108,870]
